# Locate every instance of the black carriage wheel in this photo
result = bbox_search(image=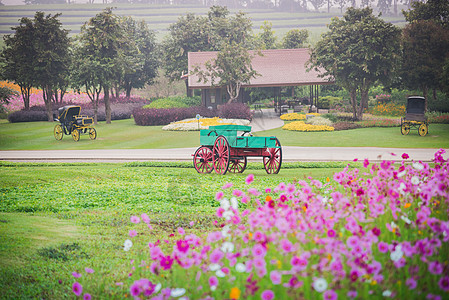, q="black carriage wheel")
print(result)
[263,138,282,174]
[418,123,428,137]
[228,157,247,173]
[193,146,213,174]
[213,136,230,175]
[72,129,80,142]
[54,124,63,140]
[89,128,97,140]
[401,123,410,135]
